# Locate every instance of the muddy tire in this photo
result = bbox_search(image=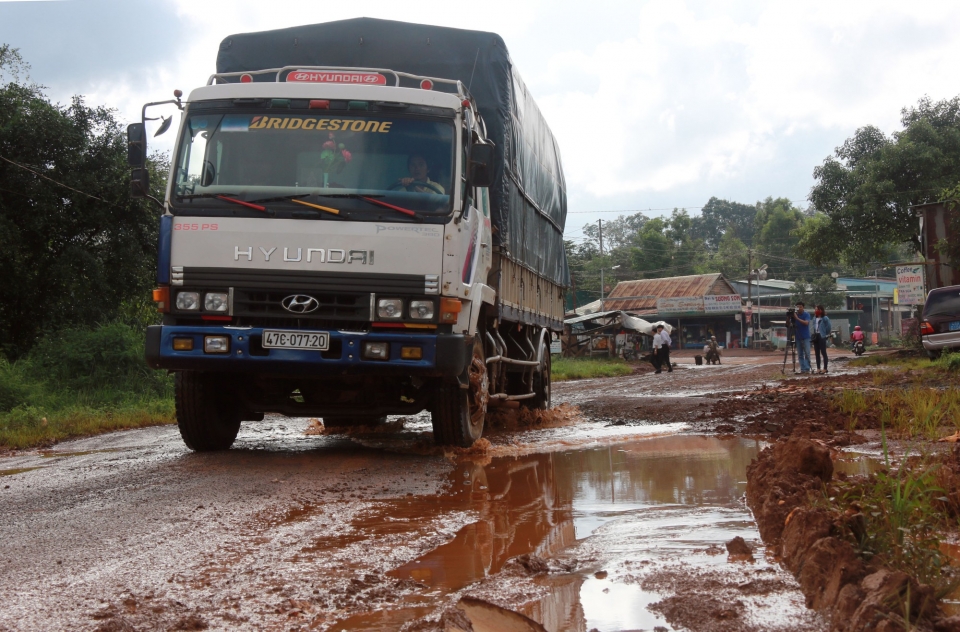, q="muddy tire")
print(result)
[528,338,551,410]
[322,416,386,429]
[431,338,488,447]
[175,371,241,452]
